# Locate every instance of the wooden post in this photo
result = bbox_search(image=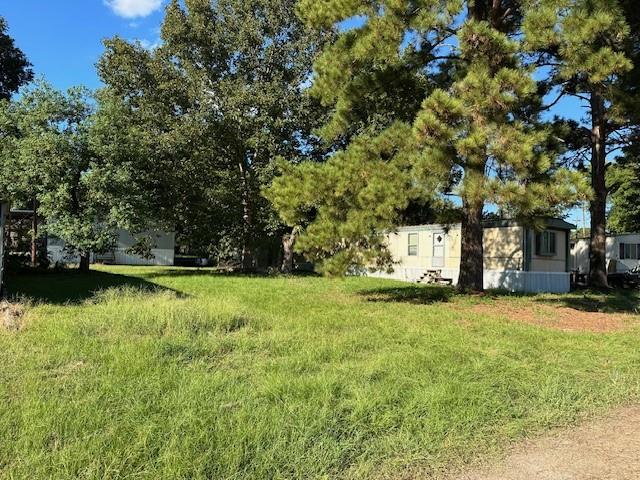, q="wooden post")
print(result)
[31,199,38,268]
[0,203,6,298]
